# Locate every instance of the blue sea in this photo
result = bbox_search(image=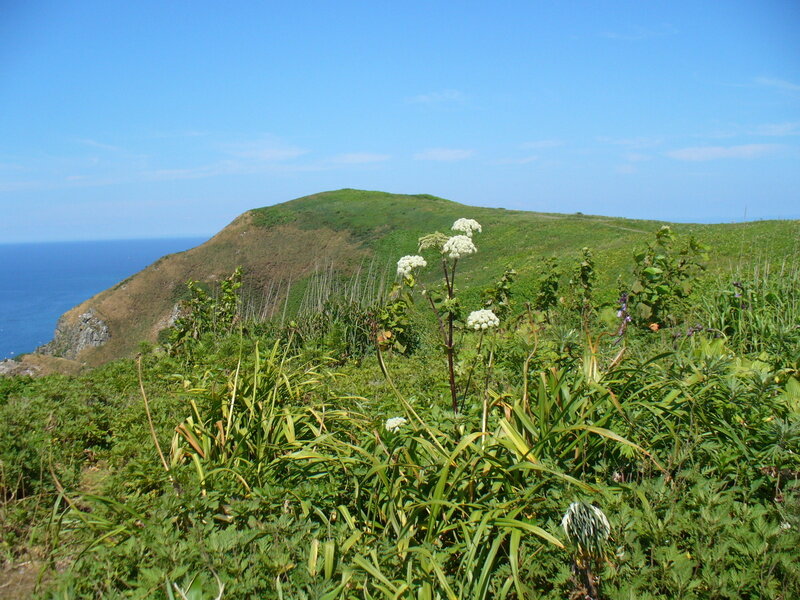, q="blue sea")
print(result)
[0,238,207,360]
